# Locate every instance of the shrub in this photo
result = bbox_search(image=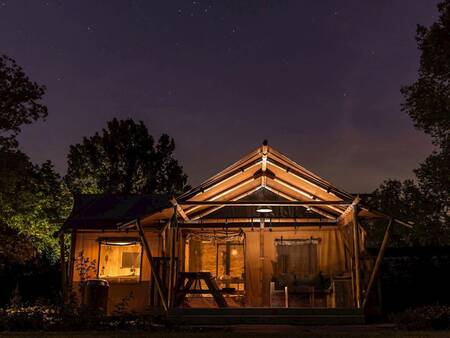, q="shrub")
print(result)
[0,304,159,332]
[393,305,450,330]
[0,305,60,331]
